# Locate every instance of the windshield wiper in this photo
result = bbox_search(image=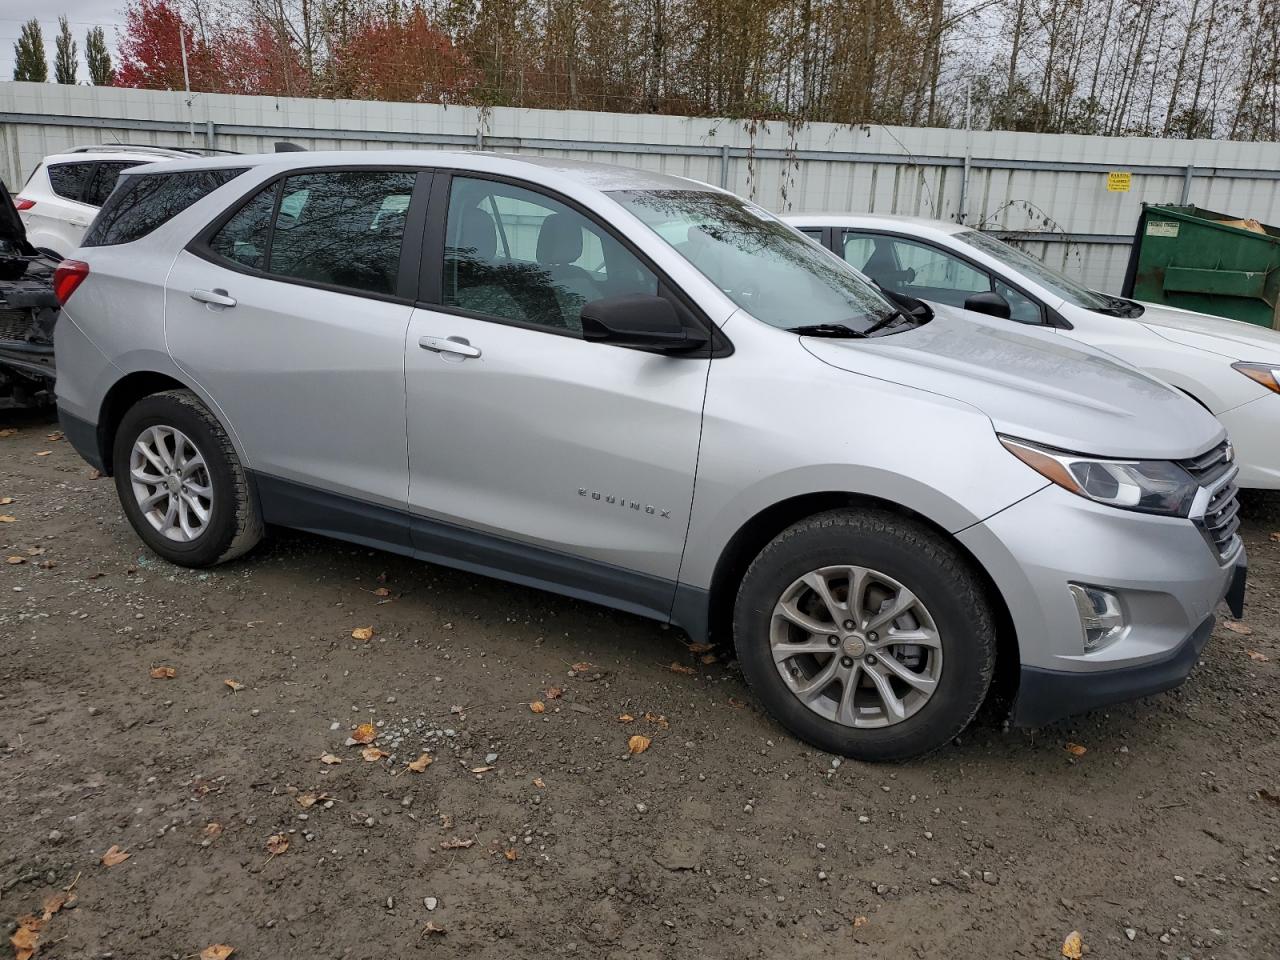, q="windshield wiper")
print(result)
[786,323,868,338]
[861,308,912,336]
